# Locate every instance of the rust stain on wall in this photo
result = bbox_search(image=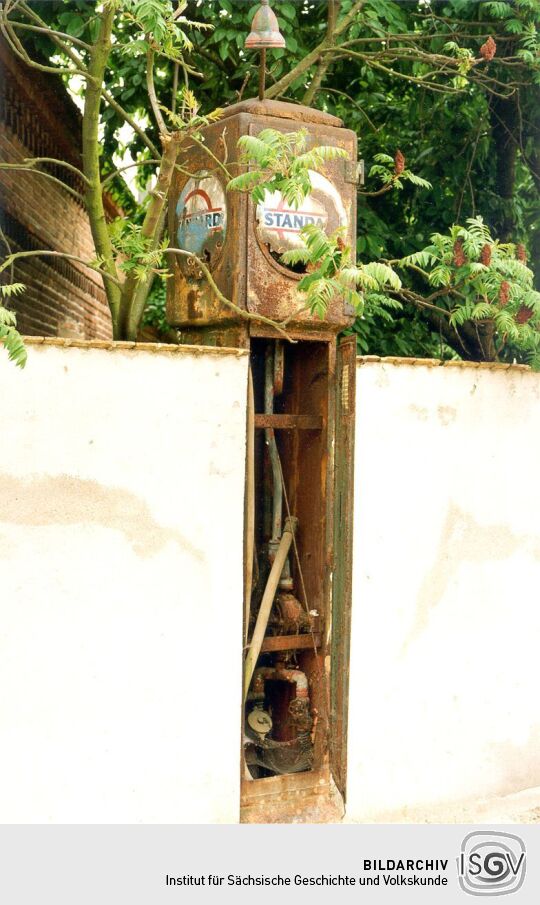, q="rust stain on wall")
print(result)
[409,404,428,421]
[407,404,456,425]
[437,405,457,426]
[402,504,540,653]
[0,473,203,560]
